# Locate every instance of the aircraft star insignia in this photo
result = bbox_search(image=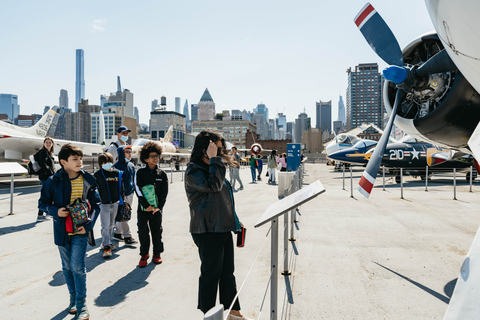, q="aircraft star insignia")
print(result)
[411,148,419,160]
